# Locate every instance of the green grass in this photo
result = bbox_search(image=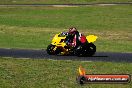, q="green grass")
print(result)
[0,5,131,88]
[0,57,132,88]
[0,6,132,30]
[0,25,132,52]
[0,6,132,52]
[0,0,131,4]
